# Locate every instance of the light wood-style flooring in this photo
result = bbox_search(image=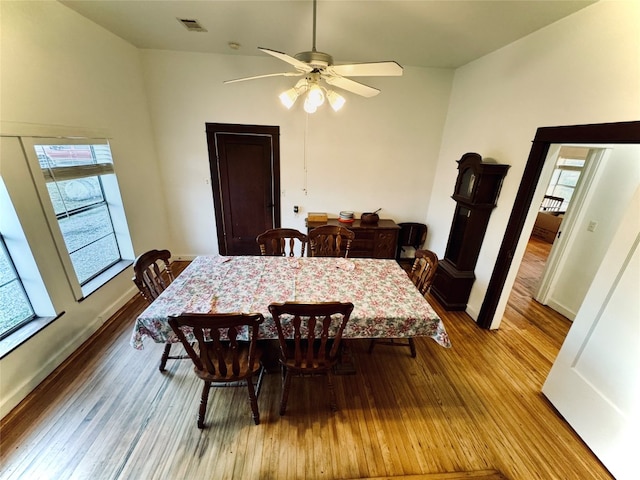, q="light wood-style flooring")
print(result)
[0,240,612,479]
